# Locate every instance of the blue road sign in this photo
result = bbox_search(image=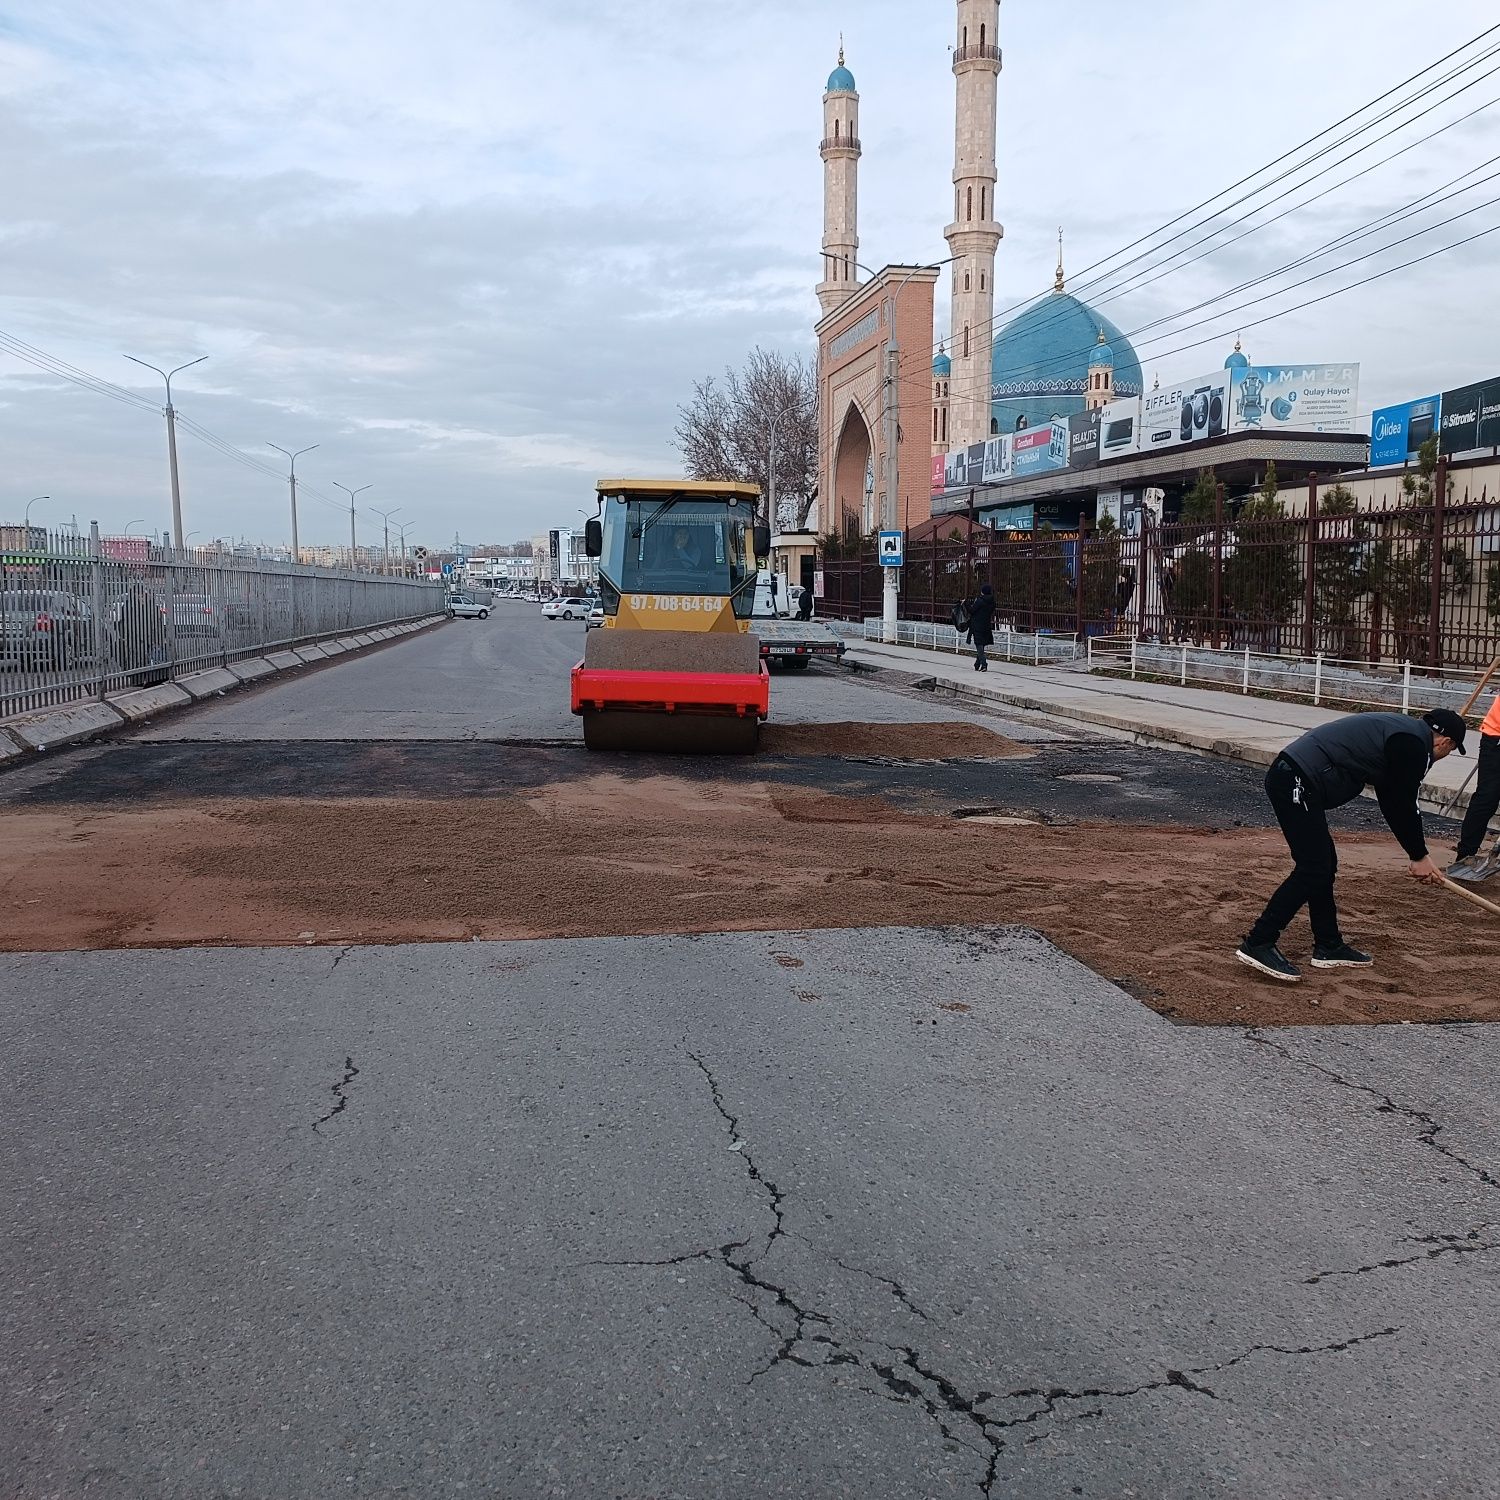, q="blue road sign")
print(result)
[878,530,904,567]
[441,562,455,578]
